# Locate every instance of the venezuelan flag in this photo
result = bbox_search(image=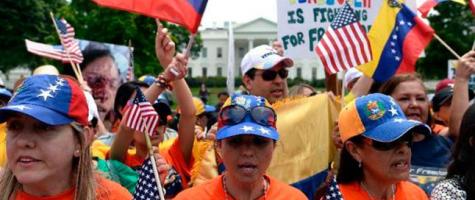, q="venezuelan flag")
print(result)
[357,1,434,82]
[419,0,466,17]
[93,0,208,33]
